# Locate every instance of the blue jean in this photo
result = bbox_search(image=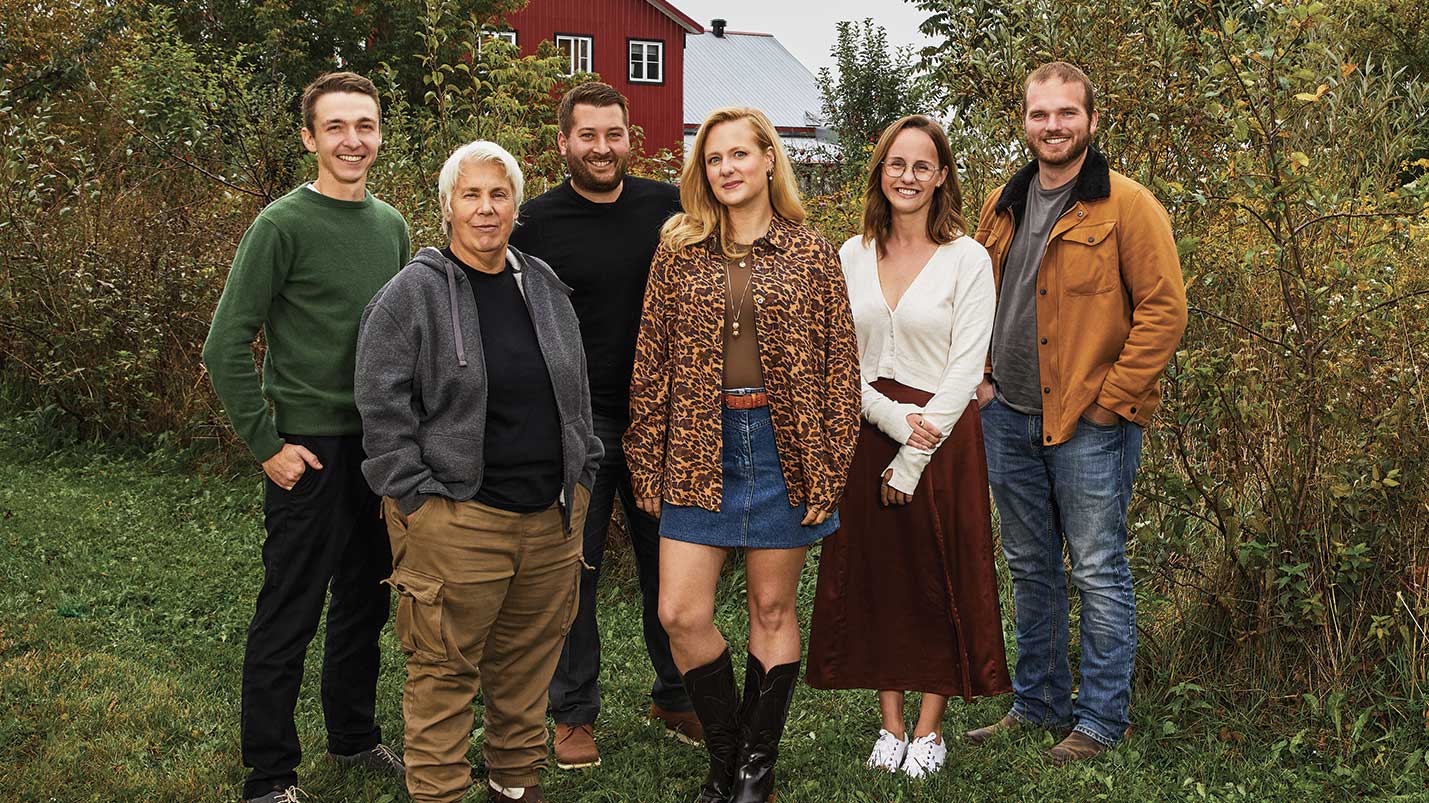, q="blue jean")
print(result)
[980,398,1143,747]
